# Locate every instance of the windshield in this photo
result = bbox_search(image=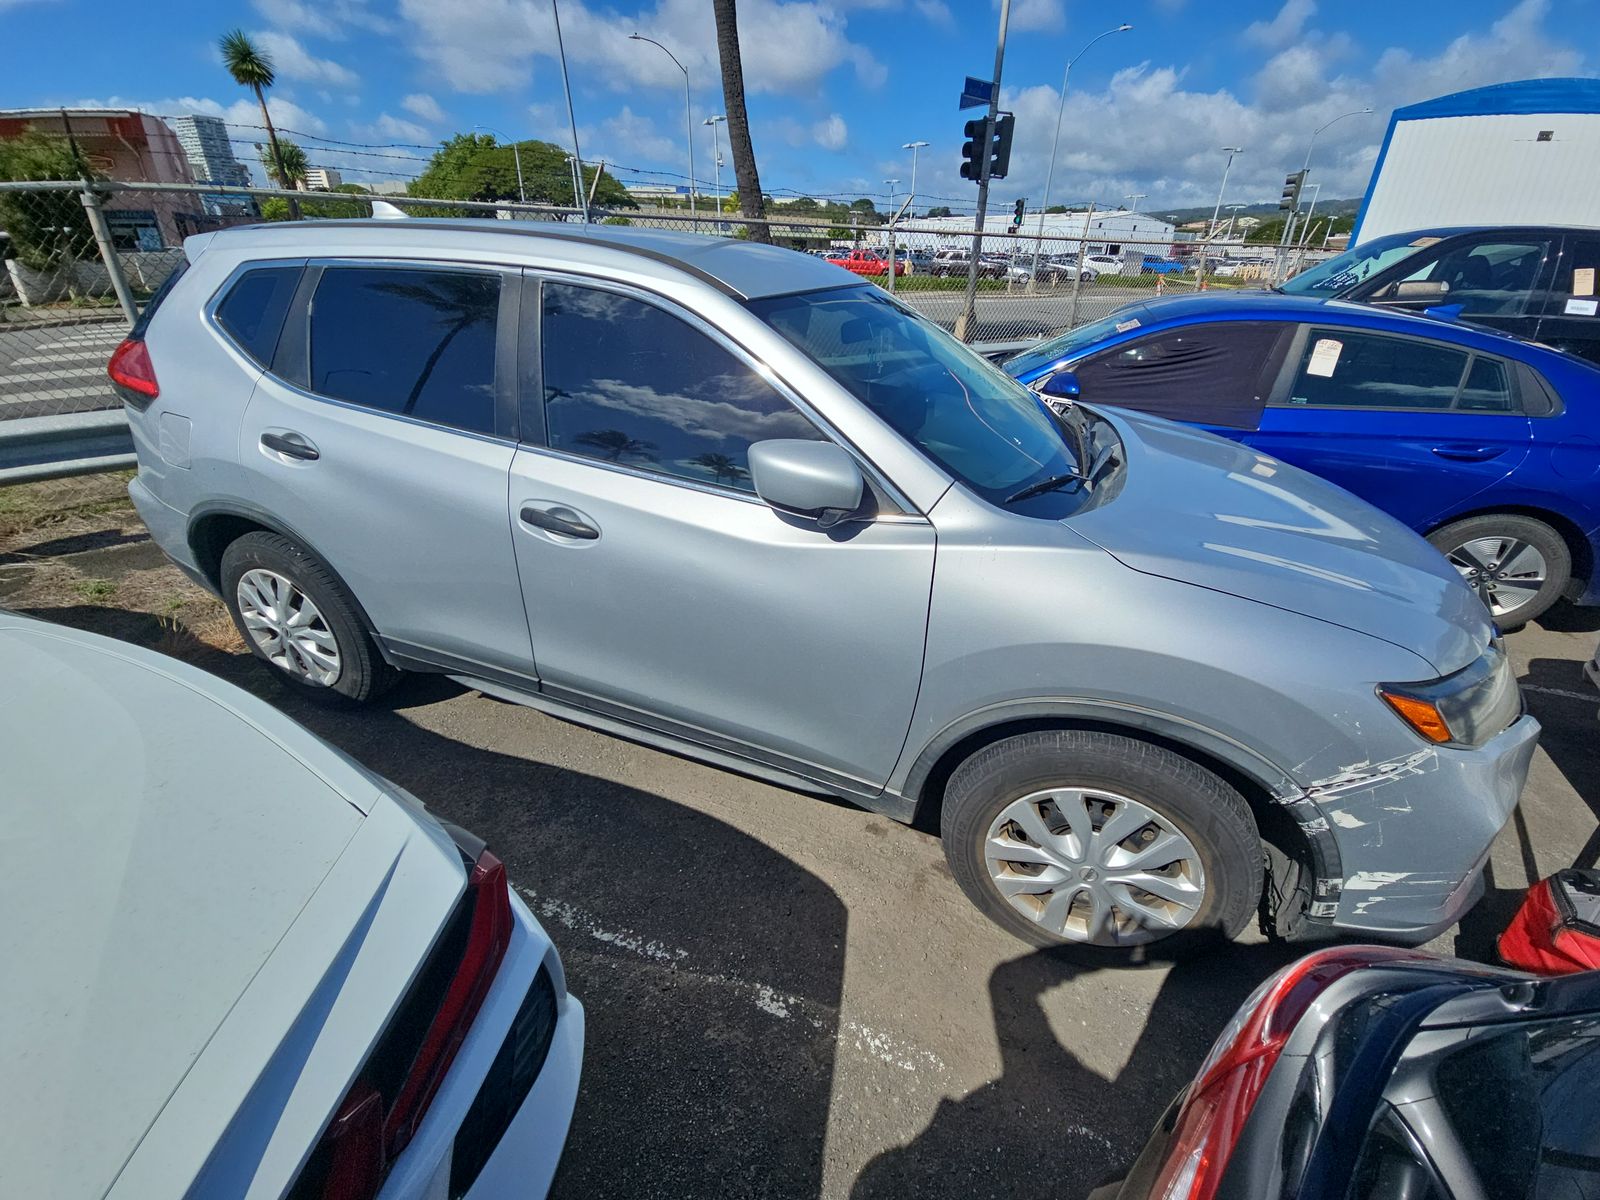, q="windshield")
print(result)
[1279,231,1449,295]
[749,286,1083,506]
[1001,308,1149,376]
